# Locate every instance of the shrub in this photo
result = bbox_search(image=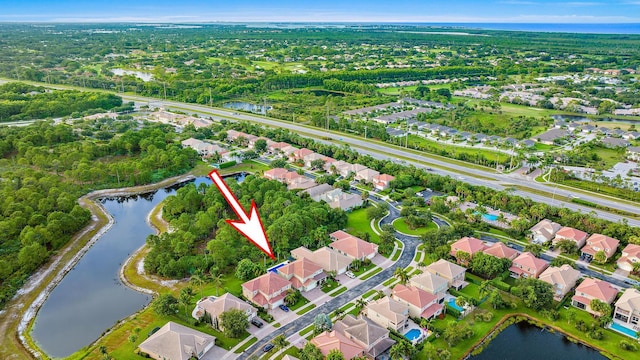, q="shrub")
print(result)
[491,279,511,292]
[619,340,638,351]
[219,160,237,169]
